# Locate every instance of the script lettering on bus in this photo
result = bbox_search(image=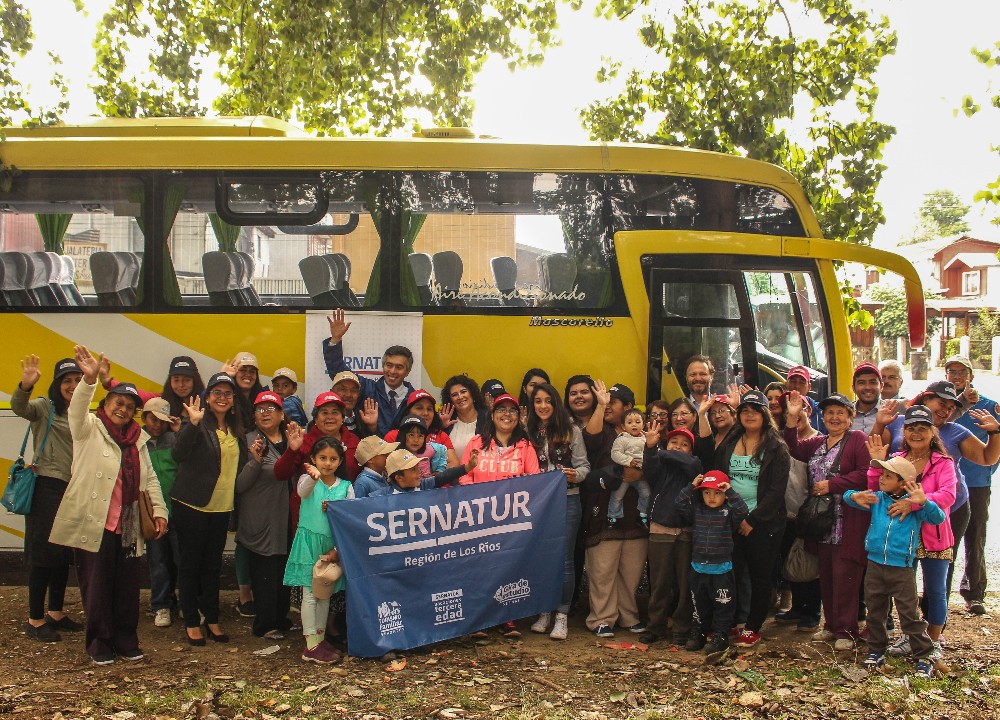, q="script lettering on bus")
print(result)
[528,317,614,328]
[429,279,586,304]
